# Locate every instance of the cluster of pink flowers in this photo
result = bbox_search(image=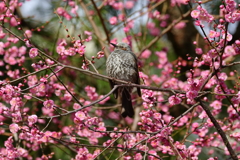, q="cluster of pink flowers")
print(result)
[85,86,110,104]
[105,0,135,10]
